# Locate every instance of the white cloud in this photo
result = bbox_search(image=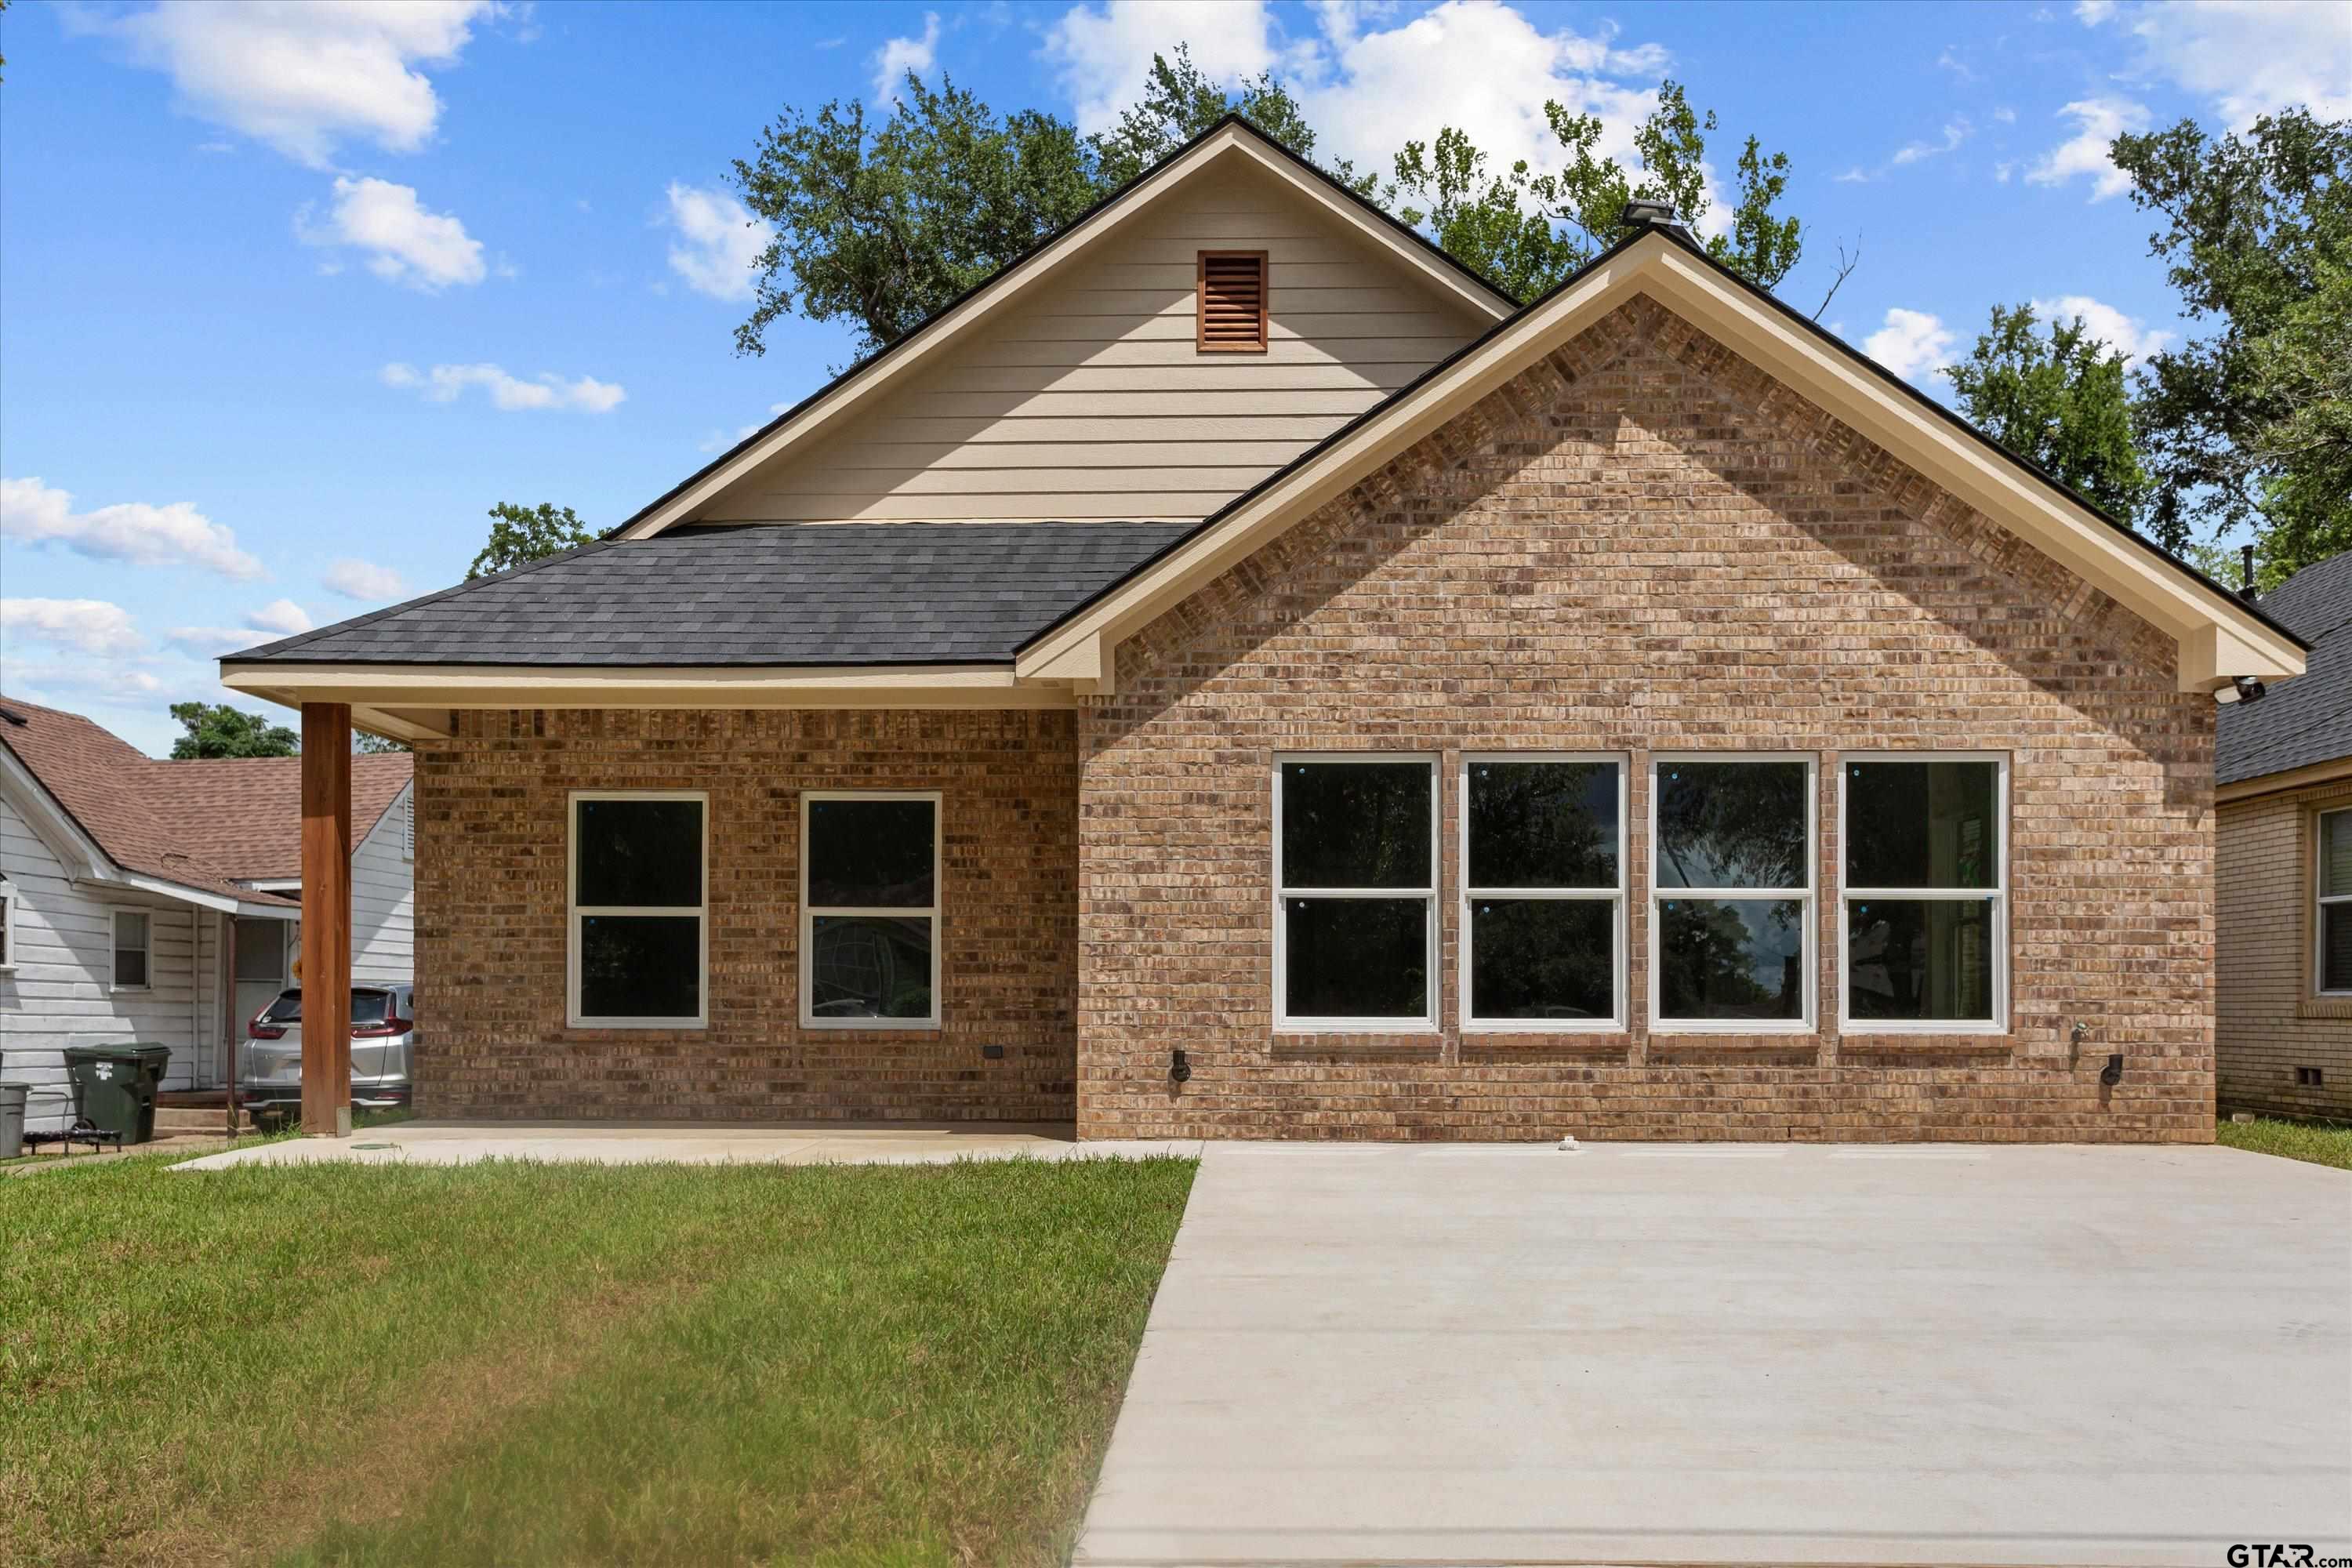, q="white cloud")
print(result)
[246,598,314,635]
[298,175,485,289]
[165,625,267,655]
[1892,117,1972,166]
[698,402,794,454]
[88,0,495,169]
[2025,97,2150,201]
[380,361,626,412]
[662,182,773,303]
[1992,105,2017,125]
[322,557,405,600]
[1863,308,1957,385]
[2029,293,2173,363]
[1044,1,1283,135]
[2078,0,2352,125]
[1,476,266,579]
[872,12,942,103]
[1834,166,1878,184]
[1,597,146,656]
